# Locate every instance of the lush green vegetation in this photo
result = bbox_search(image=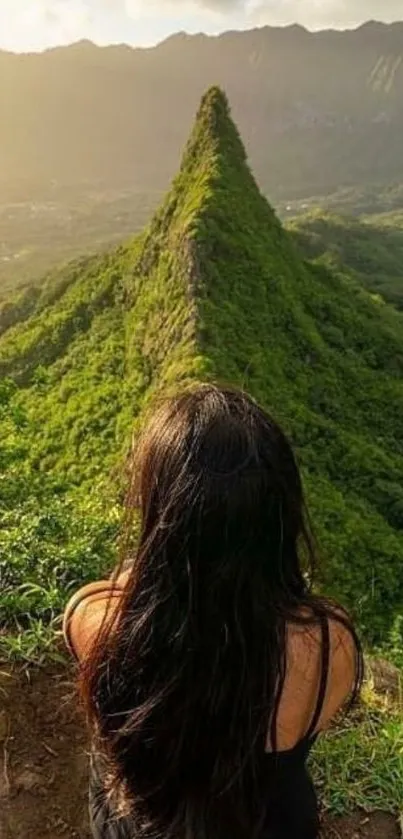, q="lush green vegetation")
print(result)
[1,84,403,821]
[311,683,403,816]
[1,88,403,667]
[176,90,403,648]
[289,209,403,309]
